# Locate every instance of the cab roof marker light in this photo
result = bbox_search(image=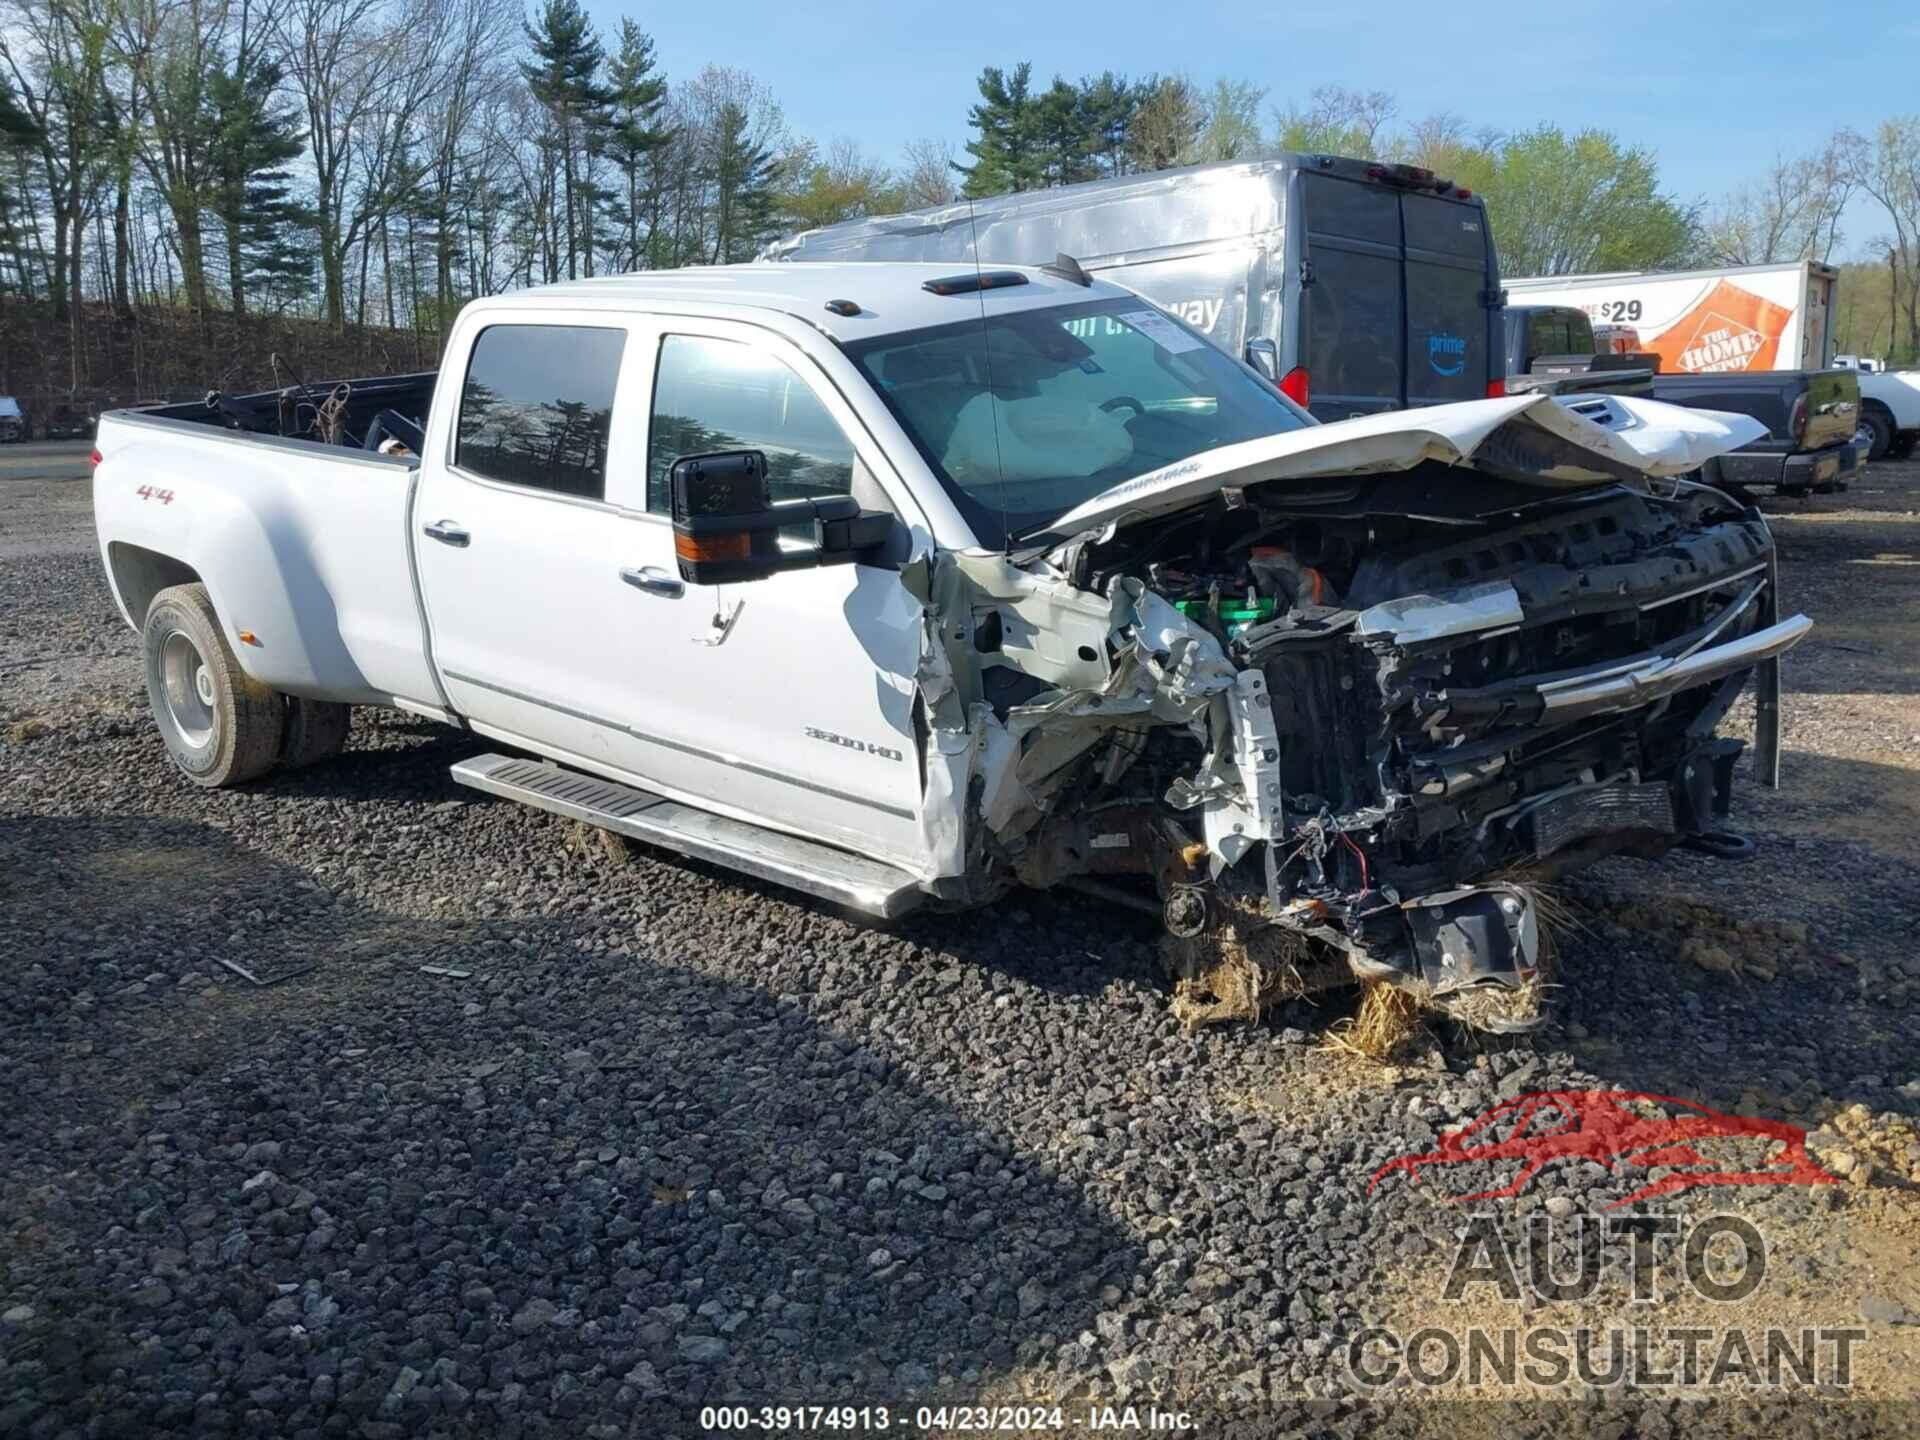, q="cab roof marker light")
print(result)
[823,298,861,317]
[921,271,1029,296]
